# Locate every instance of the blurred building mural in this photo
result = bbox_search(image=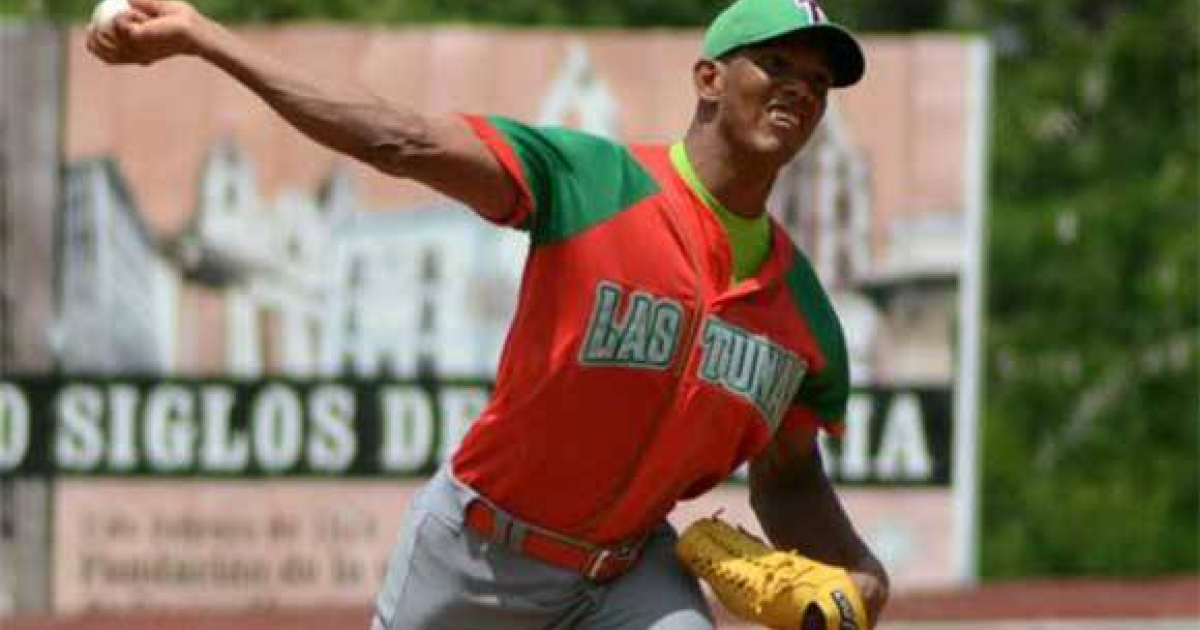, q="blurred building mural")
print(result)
[59,140,528,379]
[59,160,179,373]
